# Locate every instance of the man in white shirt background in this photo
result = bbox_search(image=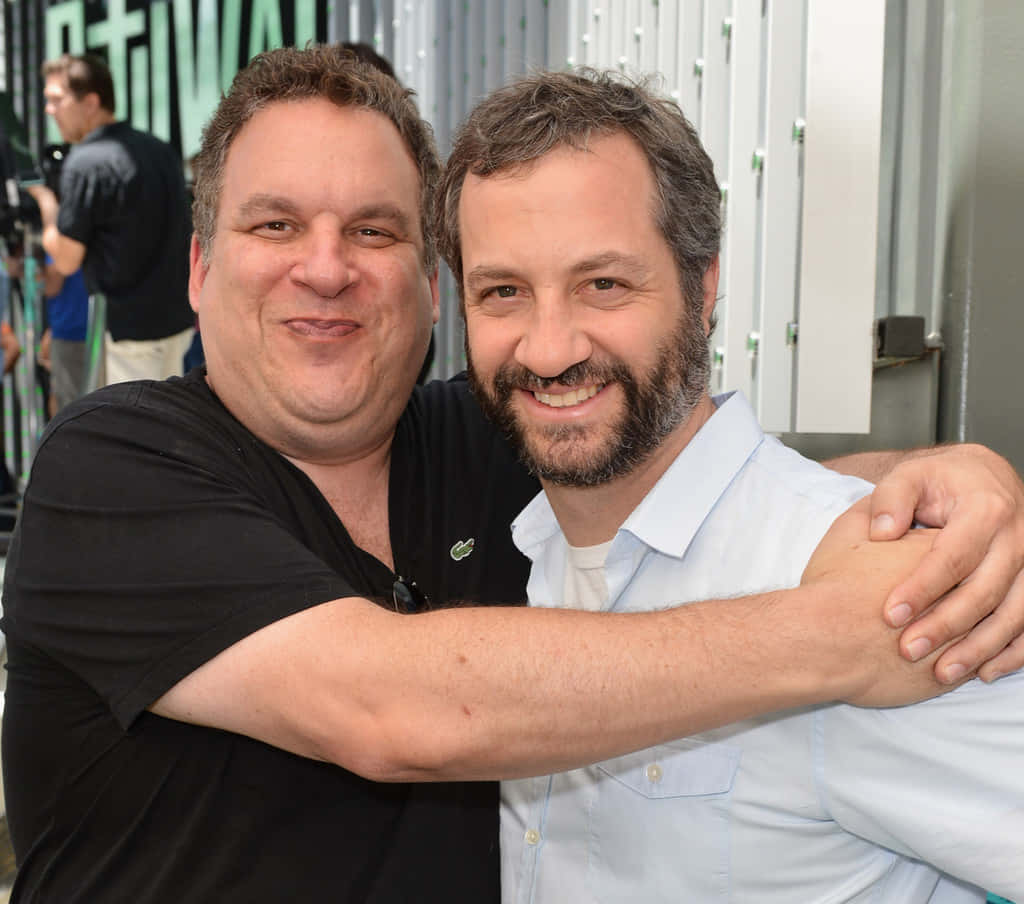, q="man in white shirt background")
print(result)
[438,68,1023,903]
